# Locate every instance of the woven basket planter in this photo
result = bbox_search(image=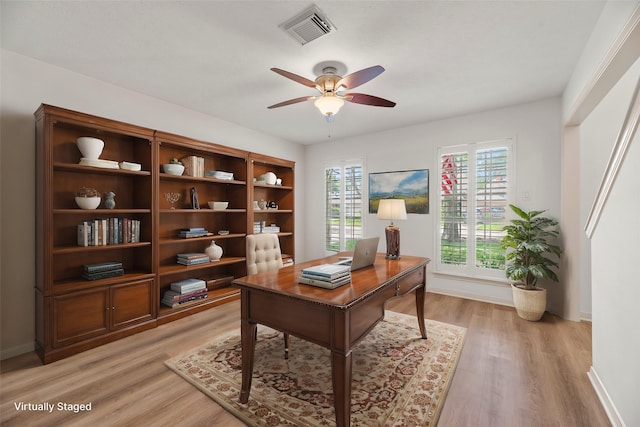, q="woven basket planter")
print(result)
[511,284,547,321]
